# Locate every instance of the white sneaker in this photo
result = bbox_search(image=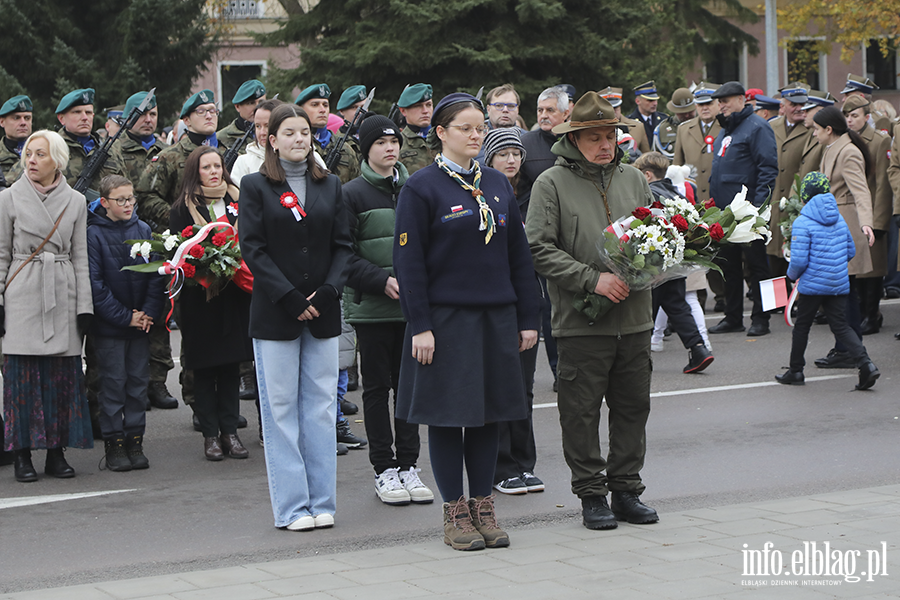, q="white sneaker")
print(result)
[313,513,334,528]
[651,340,664,353]
[286,515,314,531]
[375,467,411,505]
[398,467,435,503]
